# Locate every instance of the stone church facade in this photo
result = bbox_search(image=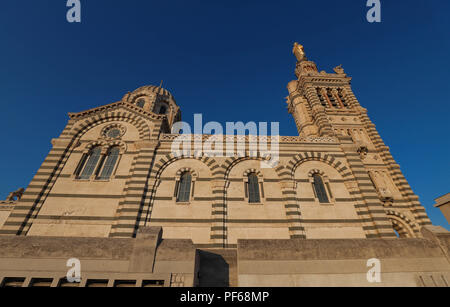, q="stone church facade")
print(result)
[0,44,448,287]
